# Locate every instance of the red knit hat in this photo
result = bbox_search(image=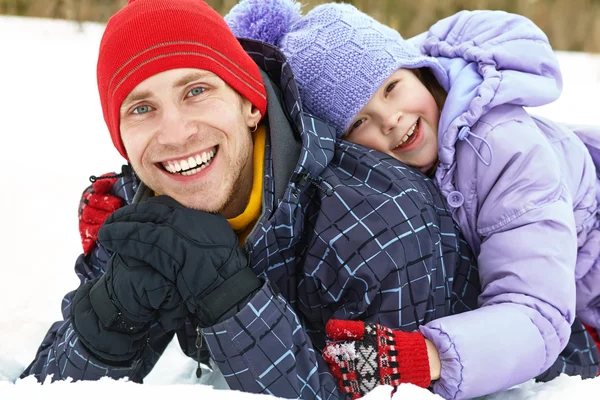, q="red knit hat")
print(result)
[97,0,267,159]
